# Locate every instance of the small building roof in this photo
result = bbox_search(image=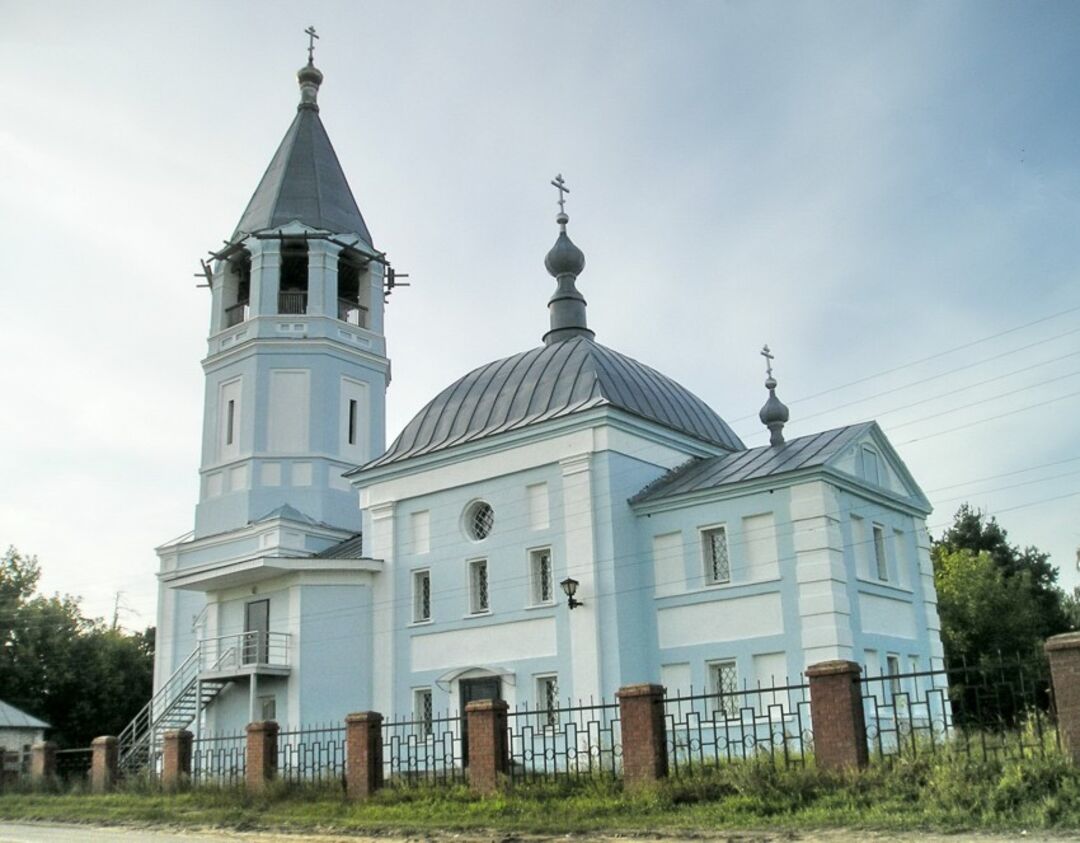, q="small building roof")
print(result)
[359,337,745,470]
[313,532,364,559]
[232,105,372,245]
[631,422,875,504]
[0,699,50,730]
